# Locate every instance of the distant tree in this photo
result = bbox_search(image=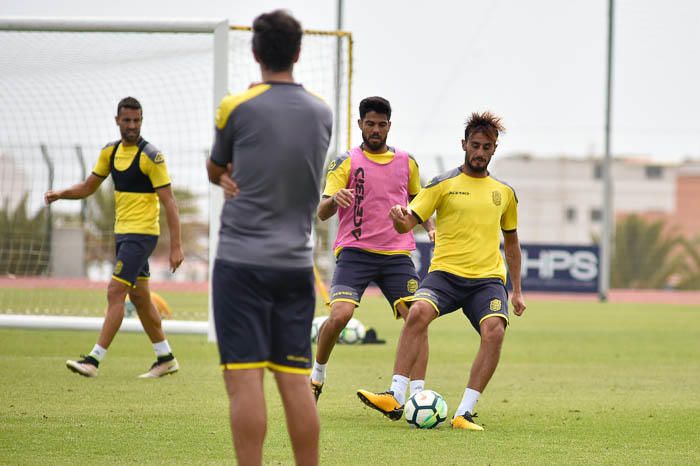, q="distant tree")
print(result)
[611,215,685,289]
[0,193,49,275]
[676,236,700,290]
